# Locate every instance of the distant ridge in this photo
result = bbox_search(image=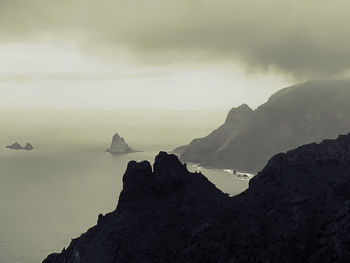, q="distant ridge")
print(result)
[175,79,350,172]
